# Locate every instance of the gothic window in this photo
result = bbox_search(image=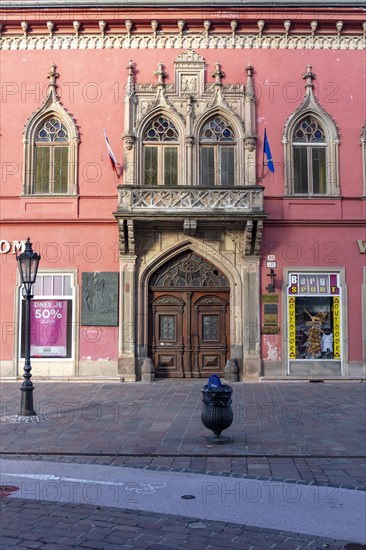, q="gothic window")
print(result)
[283,67,339,196]
[199,116,236,186]
[143,116,179,185]
[293,116,326,194]
[23,65,79,196]
[34,117,69,194]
